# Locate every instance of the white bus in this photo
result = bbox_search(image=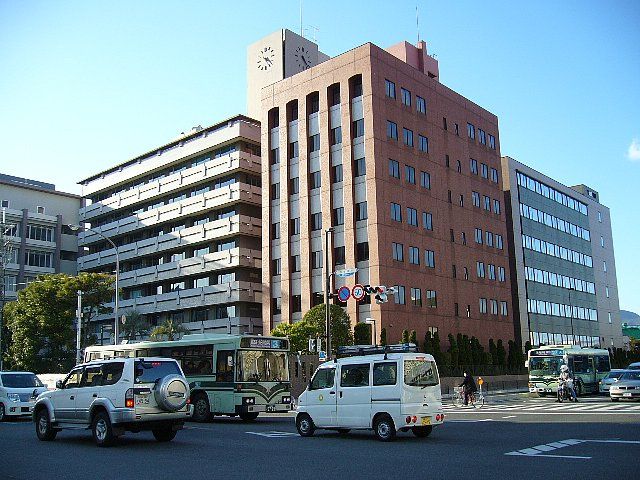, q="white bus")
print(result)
[84,333,292,422]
